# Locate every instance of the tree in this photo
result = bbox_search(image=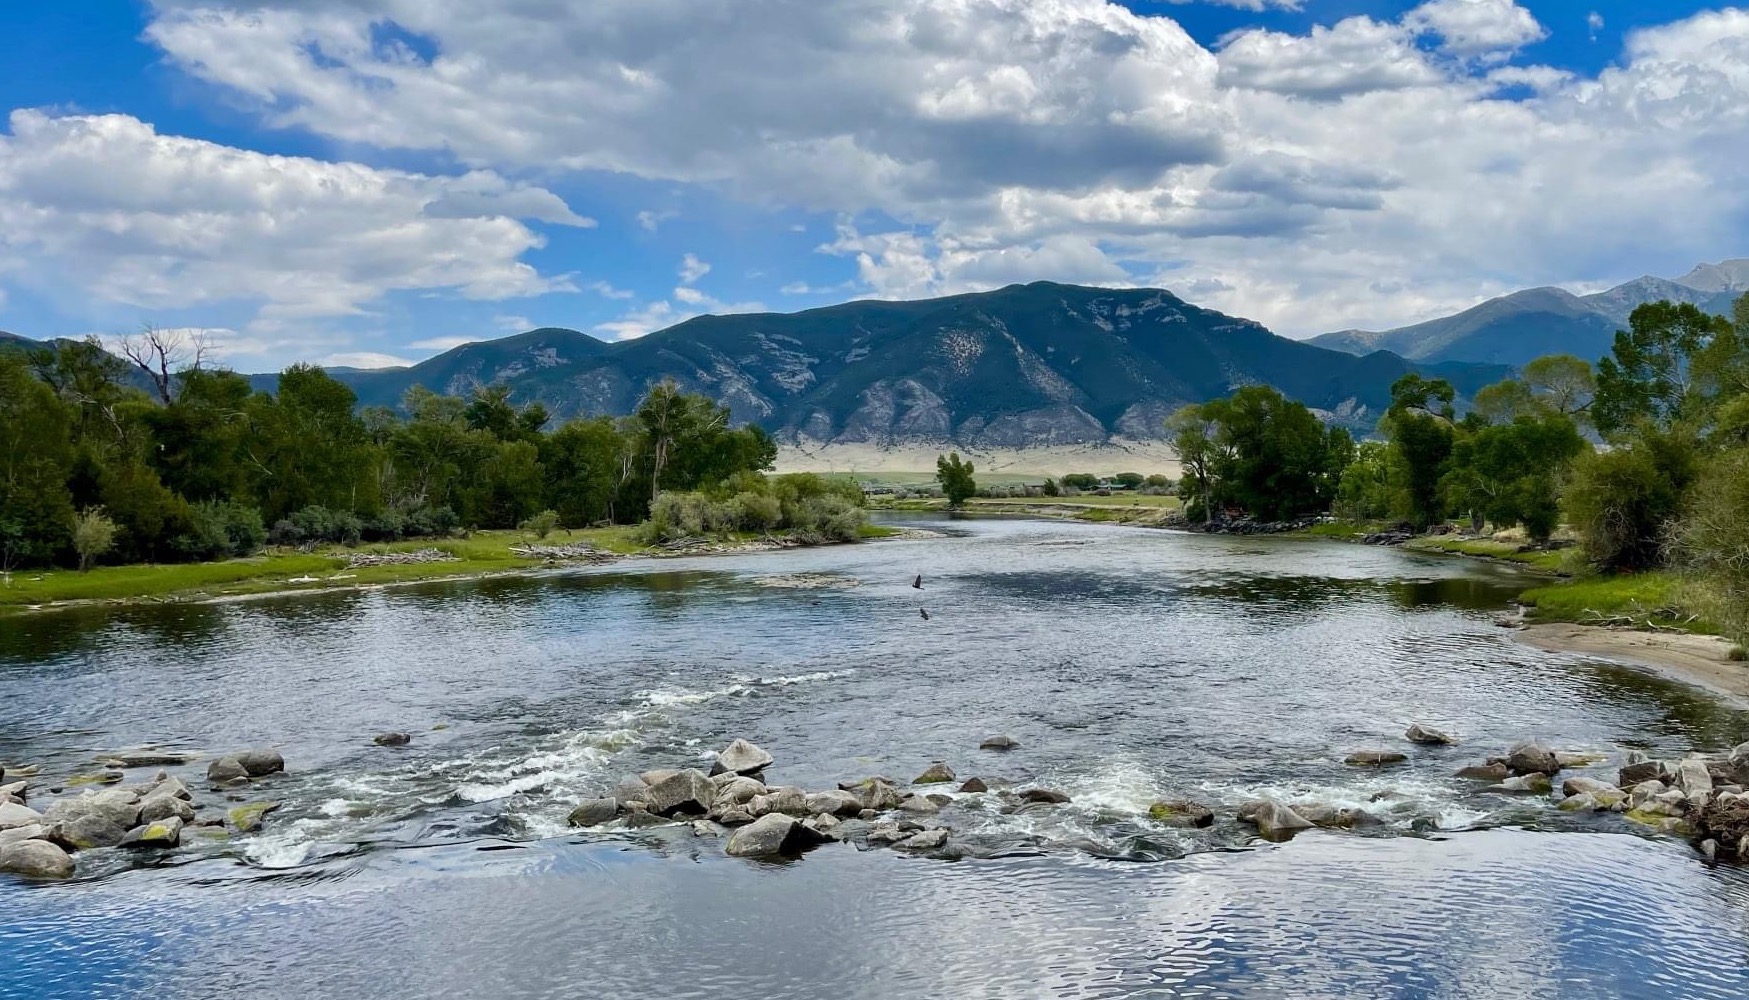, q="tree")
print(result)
[1564,432,1697,571]
[1677,447,1749,646]
[1442,414,1586,543]
[936,452,976,508]
[1594,301,1731,438]
[520,509,560,539]
[1522,354,1597,419]
[1167,404,1228,524]
[72,508,117,571]
[119,325,209,405]
[1384,375,1456,530]
[0,354,77,567]
[540,416,625,527]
